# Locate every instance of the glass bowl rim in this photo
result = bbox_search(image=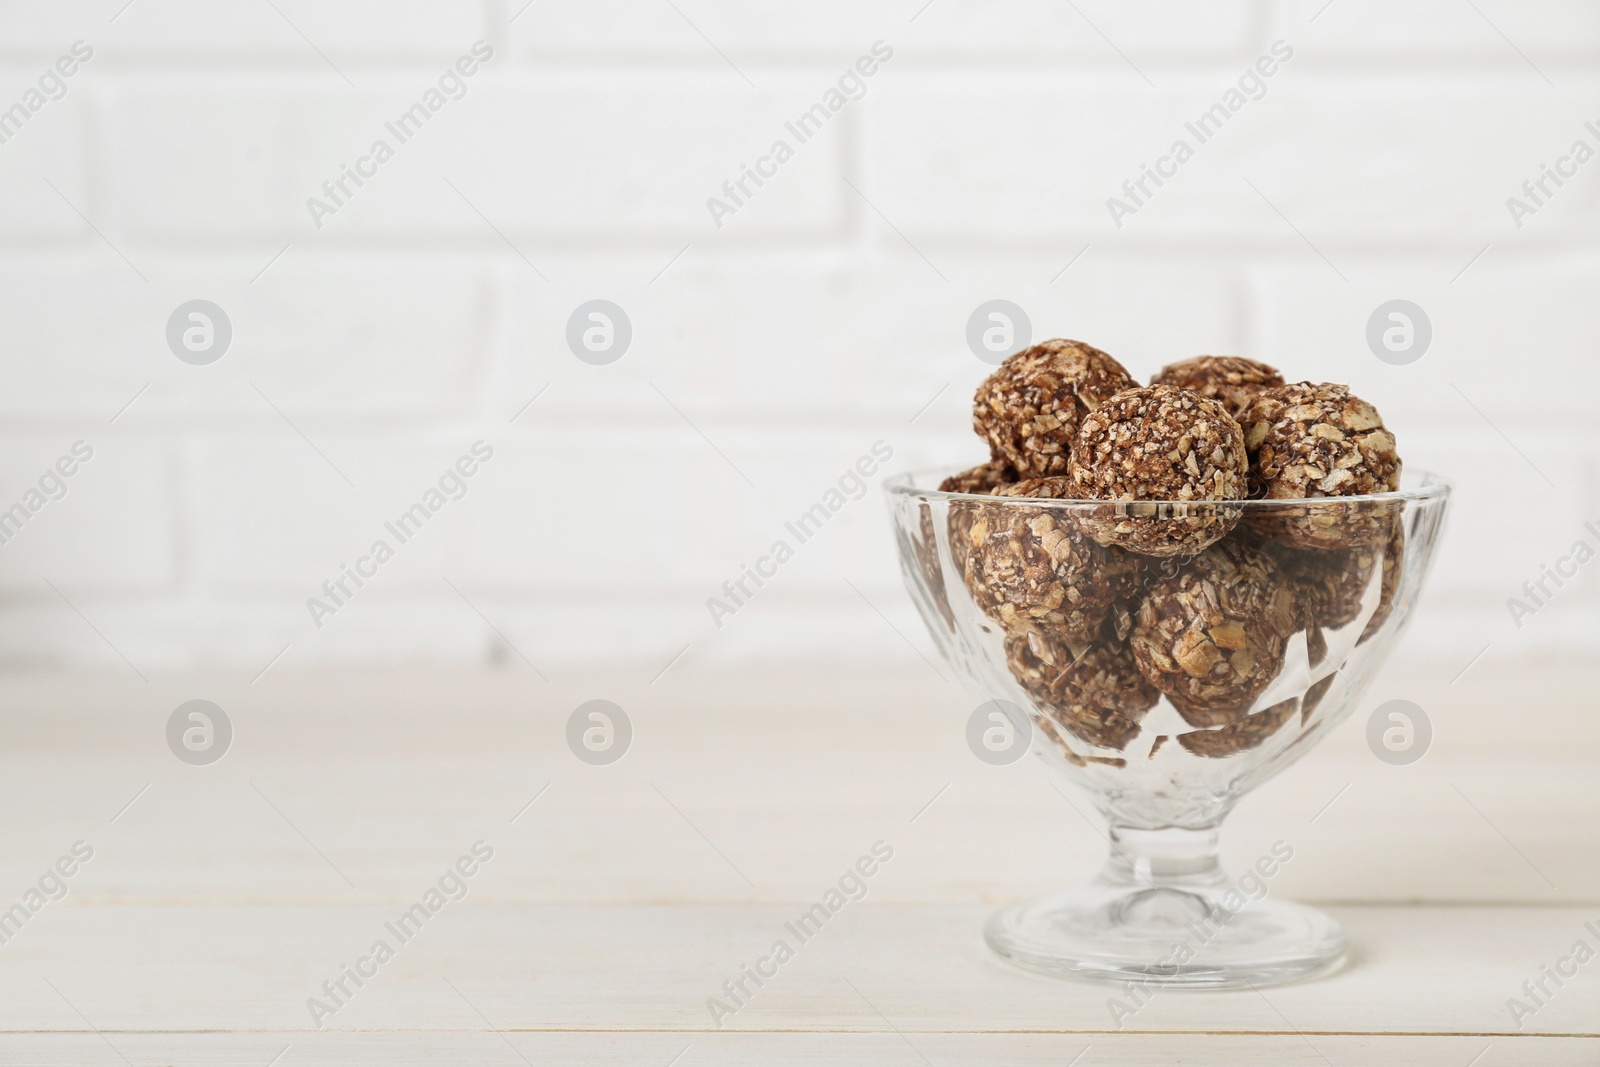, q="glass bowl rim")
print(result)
[884,467,1451,507]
